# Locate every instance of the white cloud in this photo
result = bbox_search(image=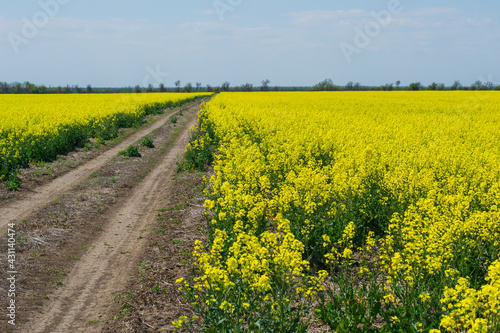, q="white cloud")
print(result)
[466,17,492,27]
[1,16,162,42]
[288,10,370,26]
[410,7,458,16]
